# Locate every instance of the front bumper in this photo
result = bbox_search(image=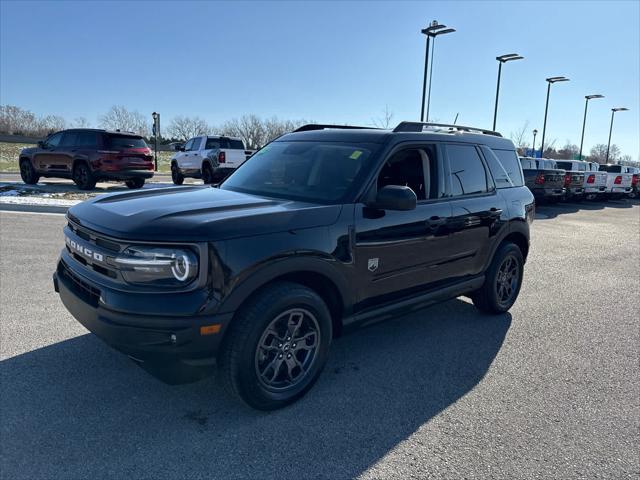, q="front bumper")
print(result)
[54,257,233,383]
